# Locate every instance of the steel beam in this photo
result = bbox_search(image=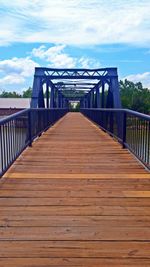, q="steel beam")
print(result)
[95,86,101,108]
